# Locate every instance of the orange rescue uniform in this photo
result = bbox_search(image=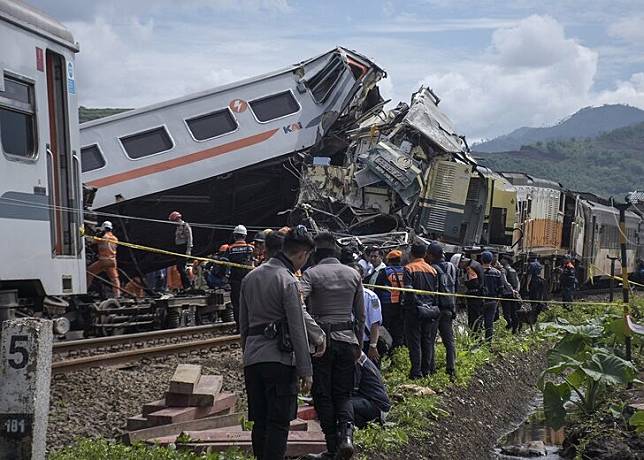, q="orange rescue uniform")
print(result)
[87,231,121,298]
